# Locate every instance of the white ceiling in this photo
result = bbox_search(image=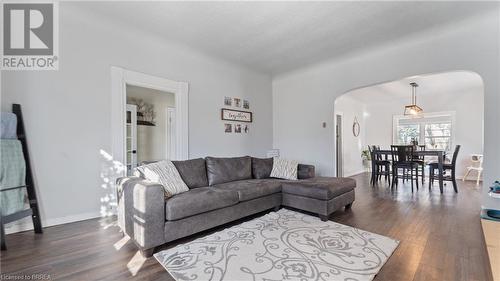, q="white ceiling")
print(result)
[342,71,483,104]
[83,1,495,75]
